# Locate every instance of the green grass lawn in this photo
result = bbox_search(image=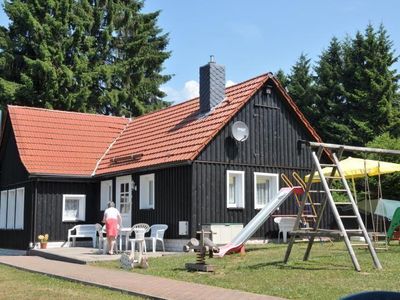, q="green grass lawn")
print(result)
[0,263,143,300]
[92,242,400,300]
